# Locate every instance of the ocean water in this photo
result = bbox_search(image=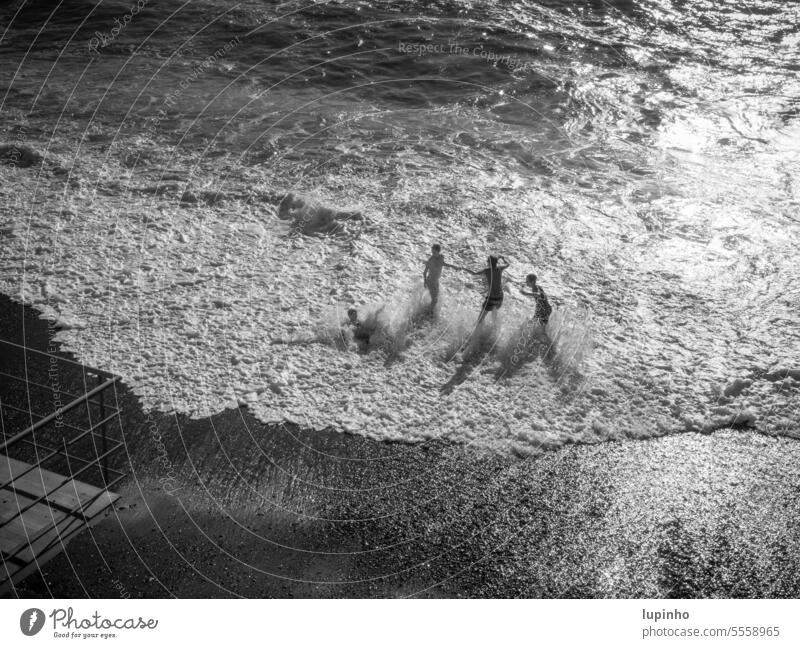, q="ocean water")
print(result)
[1,0,798,453]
